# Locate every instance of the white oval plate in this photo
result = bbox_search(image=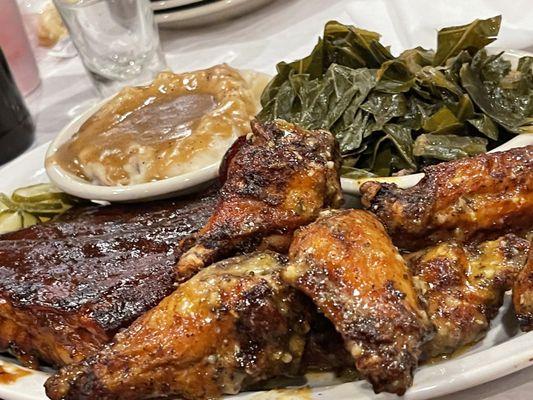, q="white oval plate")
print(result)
[1,143,532,400]
[155,0,274,29]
